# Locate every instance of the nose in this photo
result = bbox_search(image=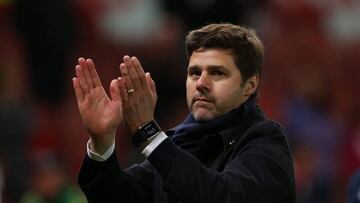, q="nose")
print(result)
[196,72,210,92]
